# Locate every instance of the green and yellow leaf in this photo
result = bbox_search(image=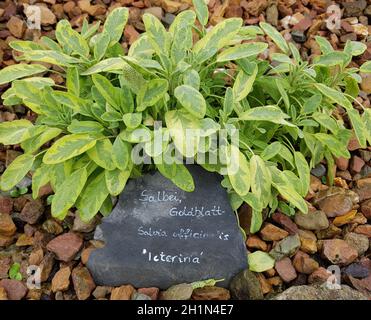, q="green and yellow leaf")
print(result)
[0,154,35,191]
[43,134,97,164]
[0,64,47,85]
[51,167,88,220]
[87,138,115,170]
